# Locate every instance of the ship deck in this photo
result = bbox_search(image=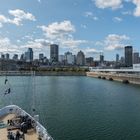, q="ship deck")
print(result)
[0,113,38,140]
